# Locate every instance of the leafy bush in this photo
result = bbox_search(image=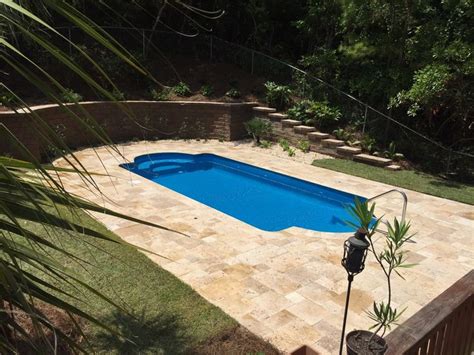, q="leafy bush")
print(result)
[287,100,314,124]
[332,128,352,142]
[384,141,404,161]
[200,84,214,97]
[259,140,273,149]
[279,138,296,156]
[60,88,83,103]
[151,87,171,101]
[307,101,341,130]
[360,135,377,153]
[172,82,192,97]
[264,81,292,110]
[279,138,290,150]
[111,89,125,101]
[389,64,452,117]
[287,100,341,130]
[244,117,272,144]
[225,87,241,99]
[0,90,16,108]
[287,147,296,157]
[297,140,311,153]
